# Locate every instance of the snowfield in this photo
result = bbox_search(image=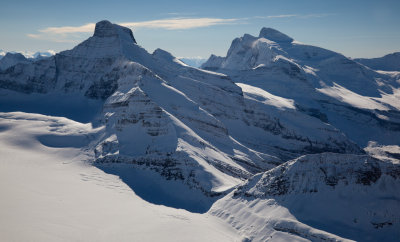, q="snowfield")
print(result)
[0,112,239,242]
